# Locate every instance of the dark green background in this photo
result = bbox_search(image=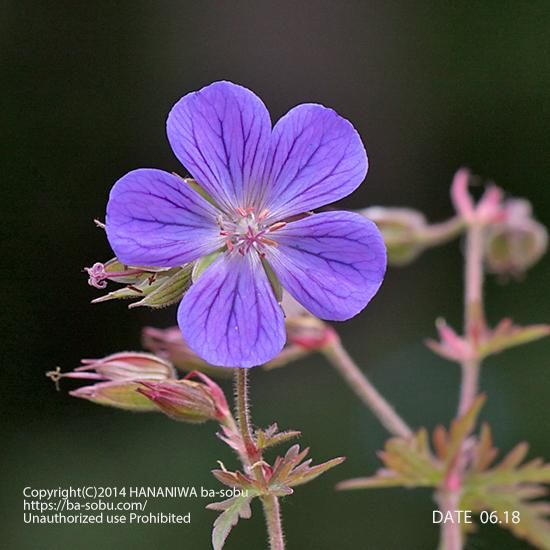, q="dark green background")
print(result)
[3,1,550,549]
